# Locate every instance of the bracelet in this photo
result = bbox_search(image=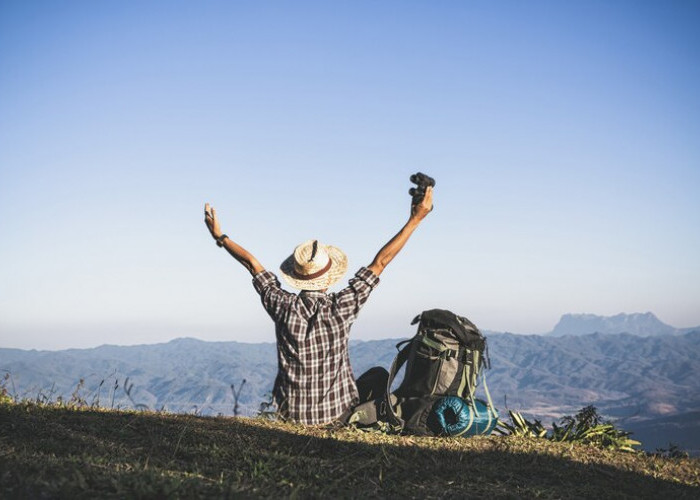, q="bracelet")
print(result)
[216,234,229,247]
